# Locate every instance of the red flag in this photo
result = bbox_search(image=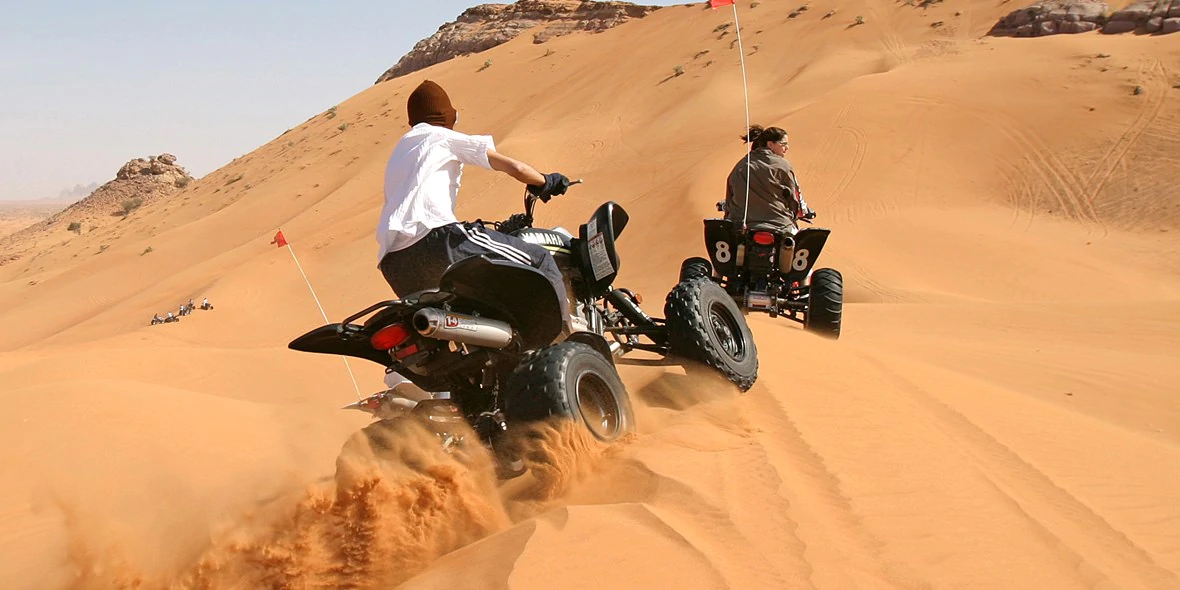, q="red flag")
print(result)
[271,230,288,248]
[710,0,736,7]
